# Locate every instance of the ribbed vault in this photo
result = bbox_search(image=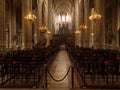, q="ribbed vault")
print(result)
[53,0,74,15]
